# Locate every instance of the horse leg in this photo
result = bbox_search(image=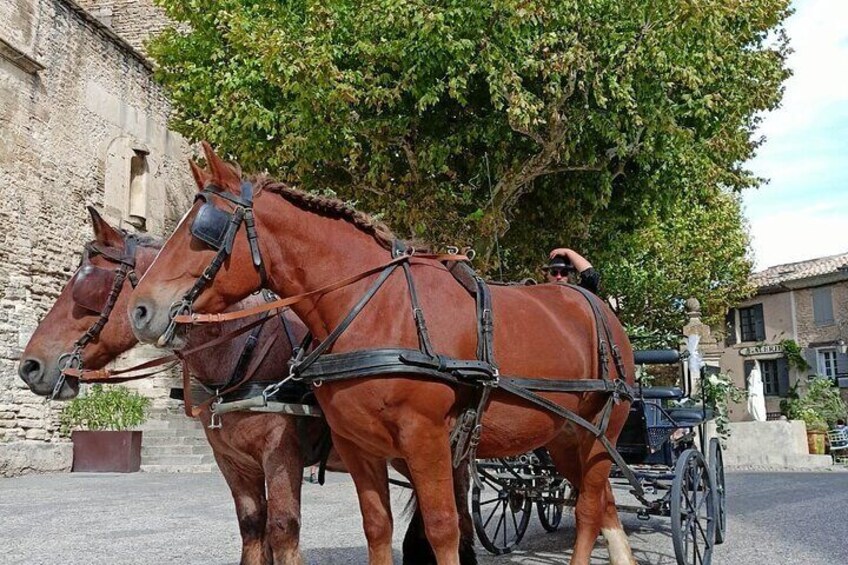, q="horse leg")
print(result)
[569,431,613,565]
[400,460,477,565]
[333,433,394,565]
[215,456,271,565]
[401,426,461,565]
[263,446,305,565]
[600,481,637,565]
